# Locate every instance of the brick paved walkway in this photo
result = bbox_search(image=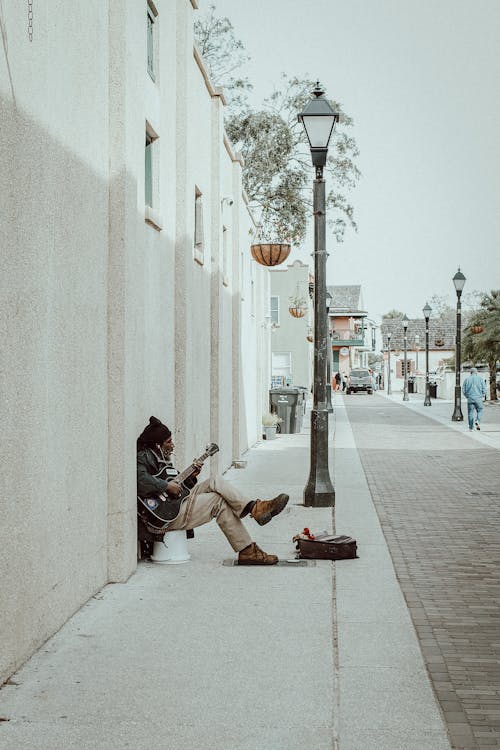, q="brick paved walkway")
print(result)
[344,394,500,750]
